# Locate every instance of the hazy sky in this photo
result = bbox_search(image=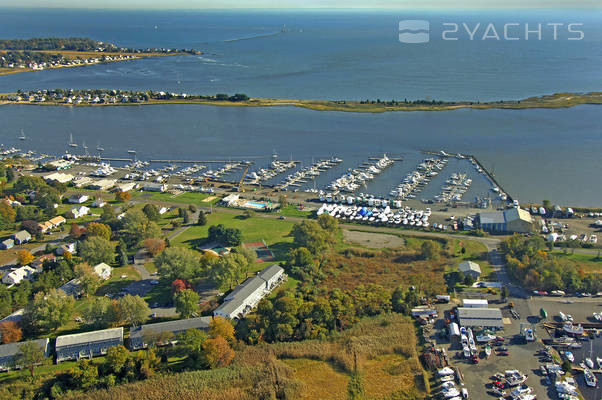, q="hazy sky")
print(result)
[0,0,600,9]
